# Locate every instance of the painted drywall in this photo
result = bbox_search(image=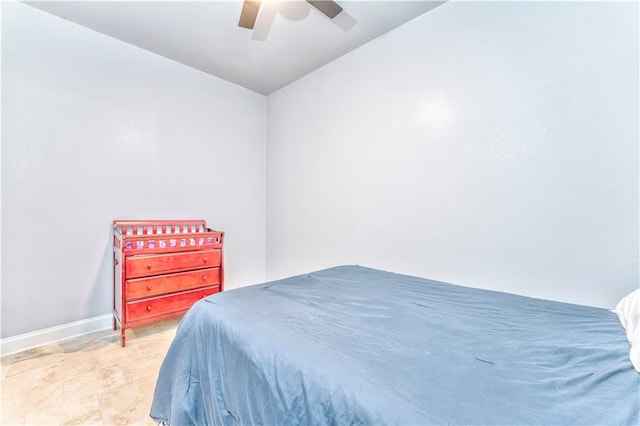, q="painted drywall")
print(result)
[266,1,639,308]
[2,2,266,338]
